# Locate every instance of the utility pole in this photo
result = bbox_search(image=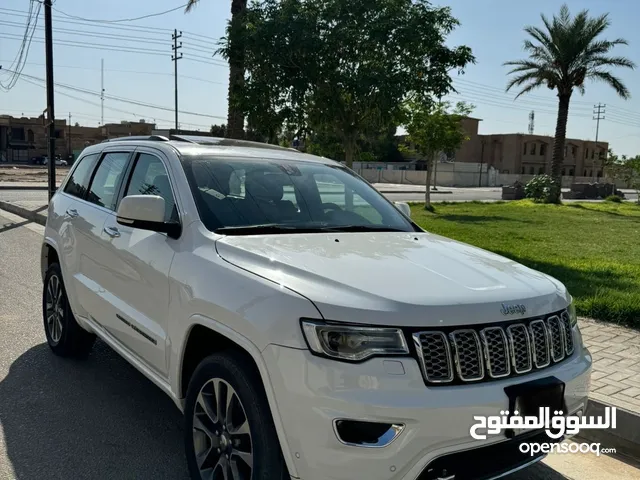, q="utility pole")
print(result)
[528,111,535,135]
[171,30,183,131]
[101,59,105,125]
[479,139,486,187]
[68,113,72,159]
[593,103,605,182]
[44,0,56,200]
